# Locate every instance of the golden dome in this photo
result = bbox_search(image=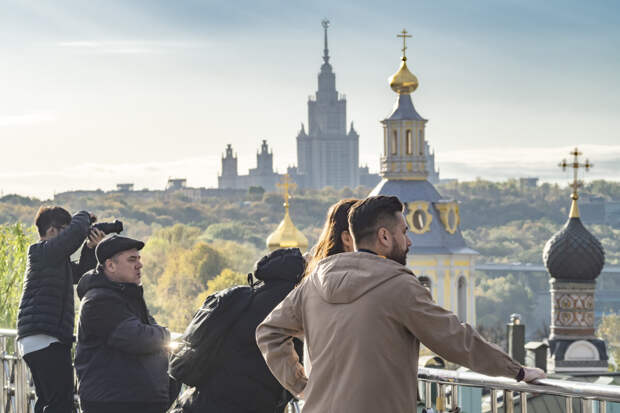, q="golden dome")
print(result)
[389,57,418,95]
[266,208,309,252]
